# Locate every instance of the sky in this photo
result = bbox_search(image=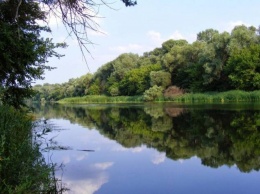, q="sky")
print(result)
[36,0,260,85]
